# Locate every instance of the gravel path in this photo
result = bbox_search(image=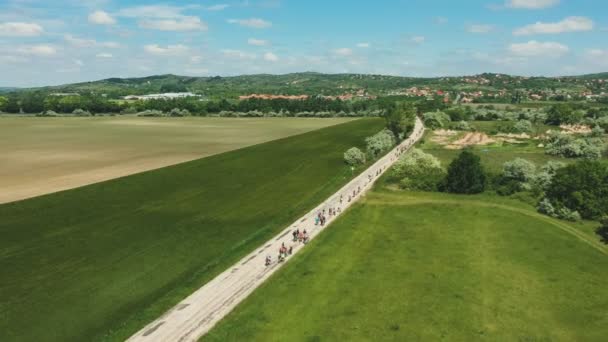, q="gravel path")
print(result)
[127,118,425,342]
